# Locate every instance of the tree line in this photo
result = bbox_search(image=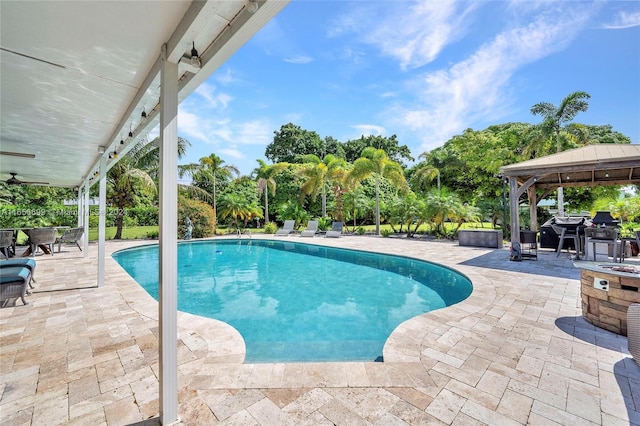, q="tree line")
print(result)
[2,92,637,240]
